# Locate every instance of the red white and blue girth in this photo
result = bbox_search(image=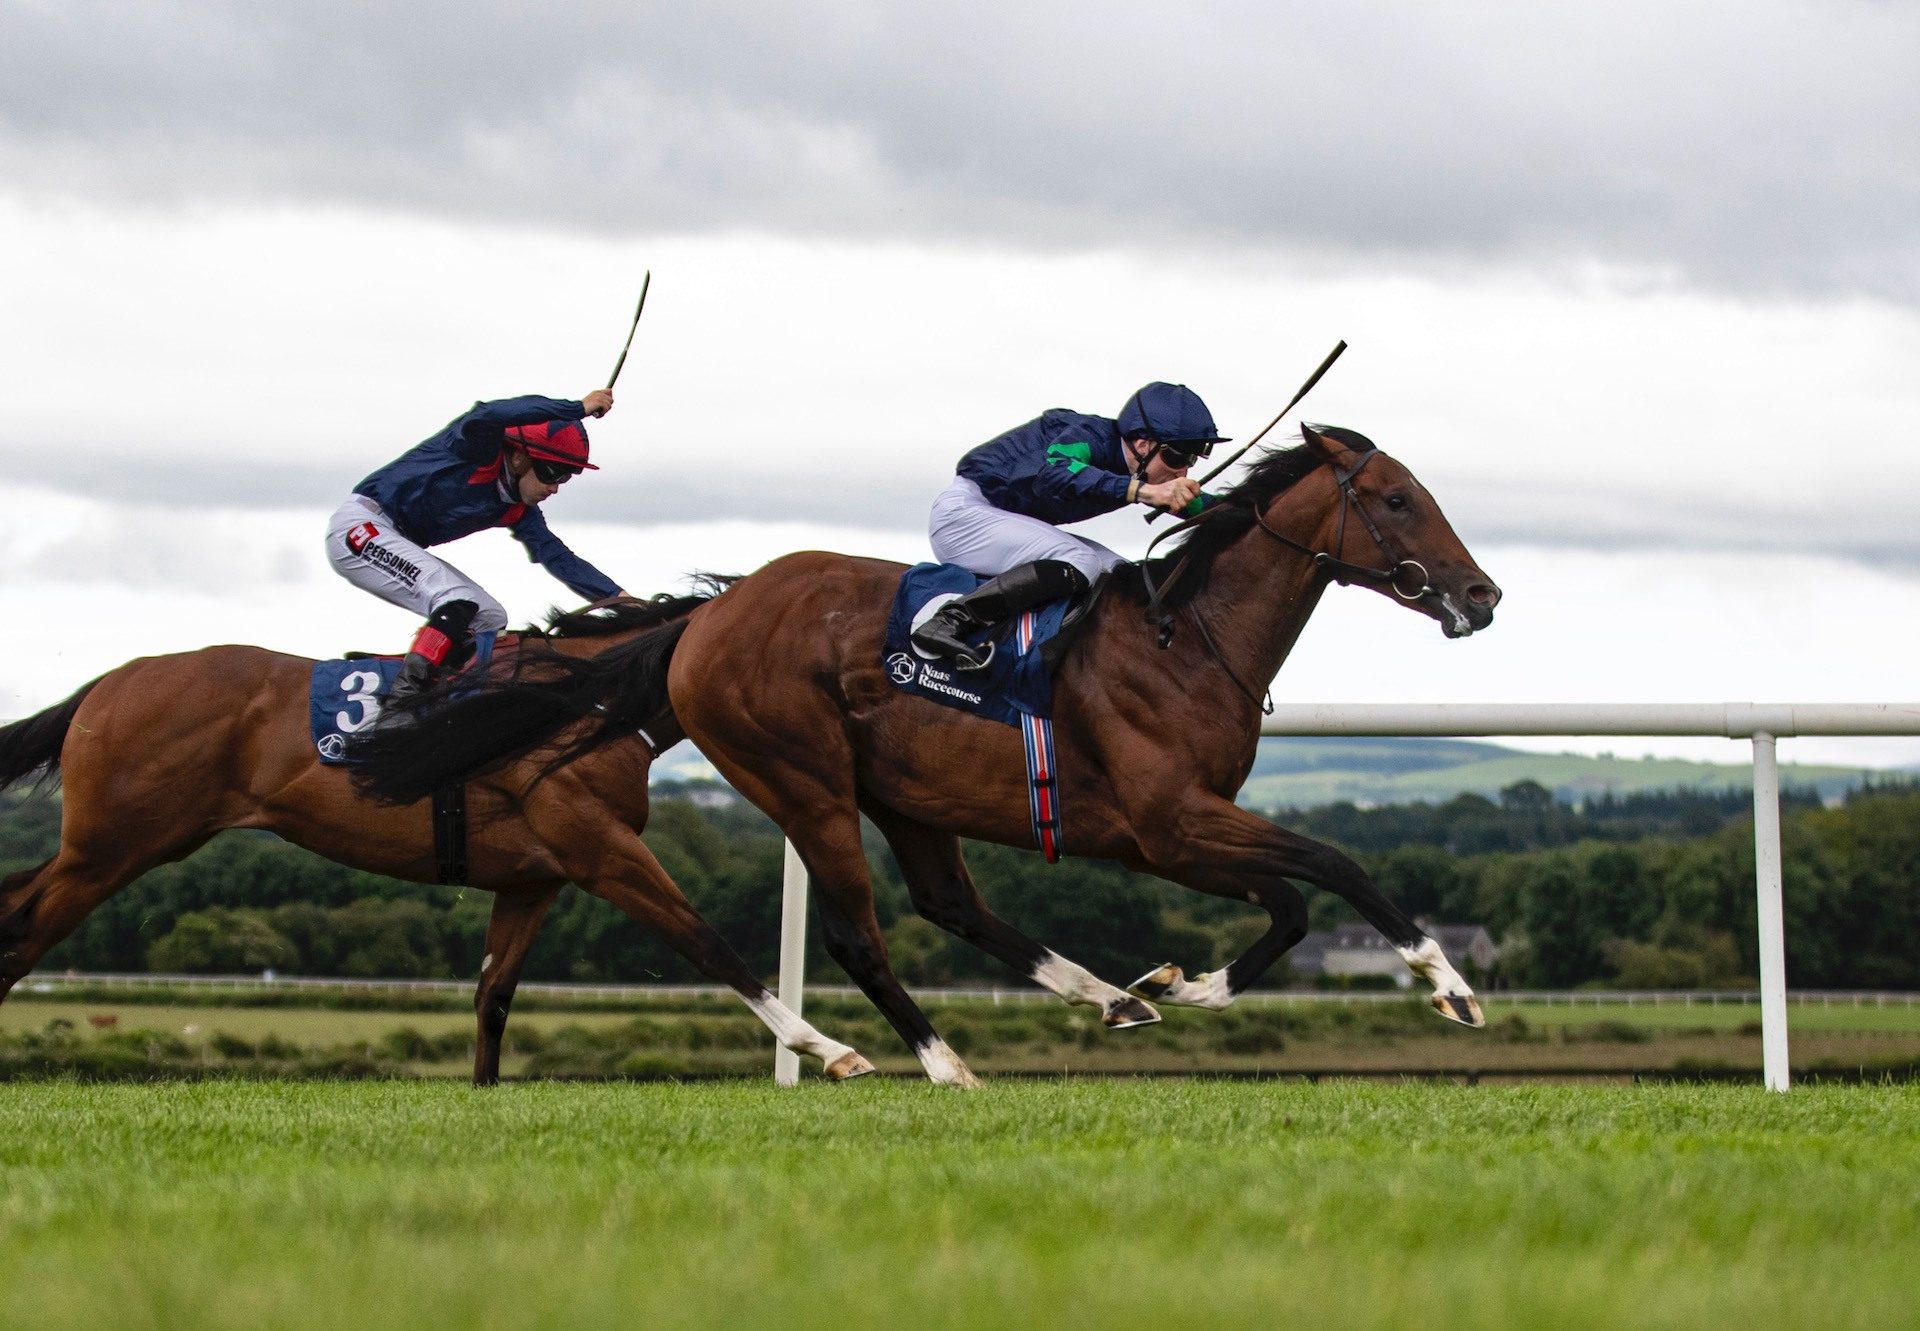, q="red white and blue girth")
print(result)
[1016,611,1062,862]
